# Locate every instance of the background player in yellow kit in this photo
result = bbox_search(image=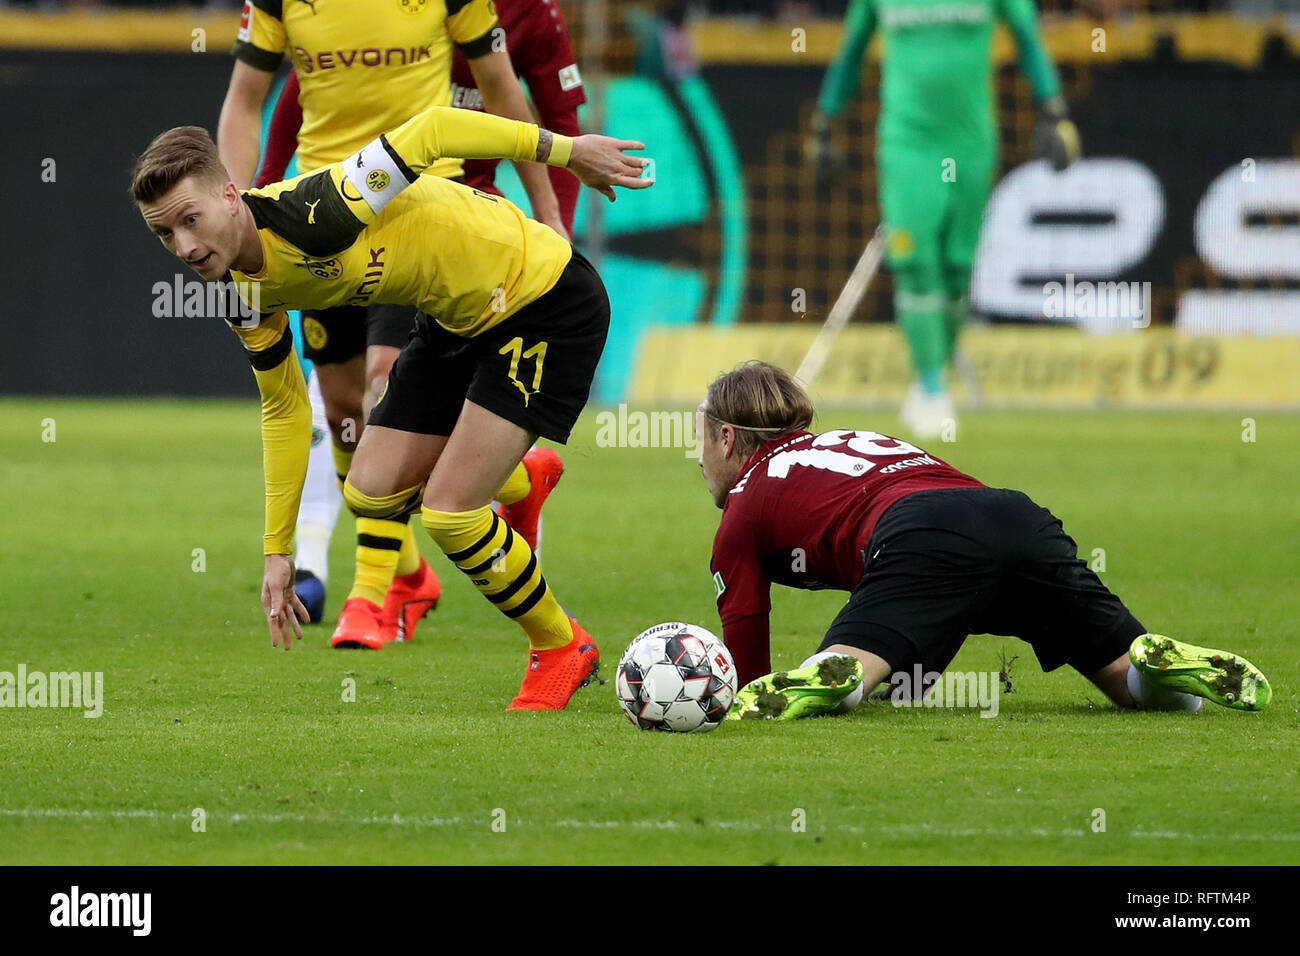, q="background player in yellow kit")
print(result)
[133,107,652,708]
[217,0,571,649]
